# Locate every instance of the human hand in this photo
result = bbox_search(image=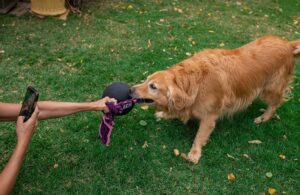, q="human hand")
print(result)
[16,107,39,146]
[91,97,117,112]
